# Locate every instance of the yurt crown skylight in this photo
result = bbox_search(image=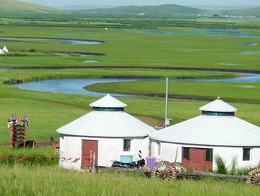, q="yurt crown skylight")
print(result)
[89,94,127,111]
[199,97,237,116]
